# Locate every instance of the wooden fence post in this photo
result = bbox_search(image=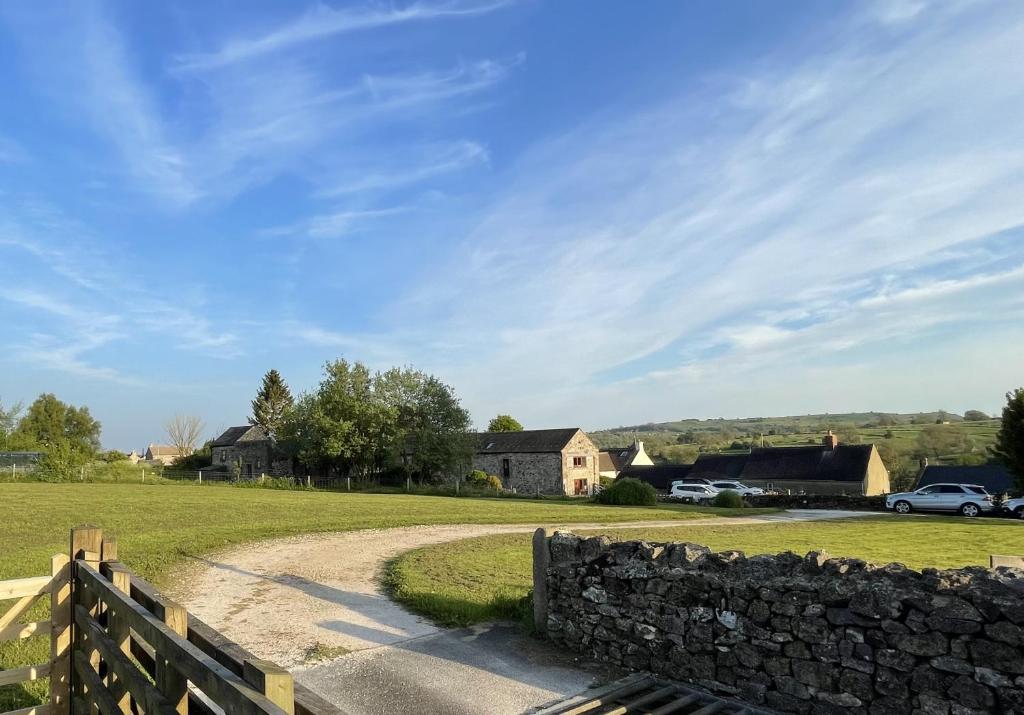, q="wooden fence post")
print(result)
[243,659,295,715]
[532,528,553,634]
[50,553,72,715]
[69,526,103,708]
[103,564,133,715]
[155,601,189,715]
